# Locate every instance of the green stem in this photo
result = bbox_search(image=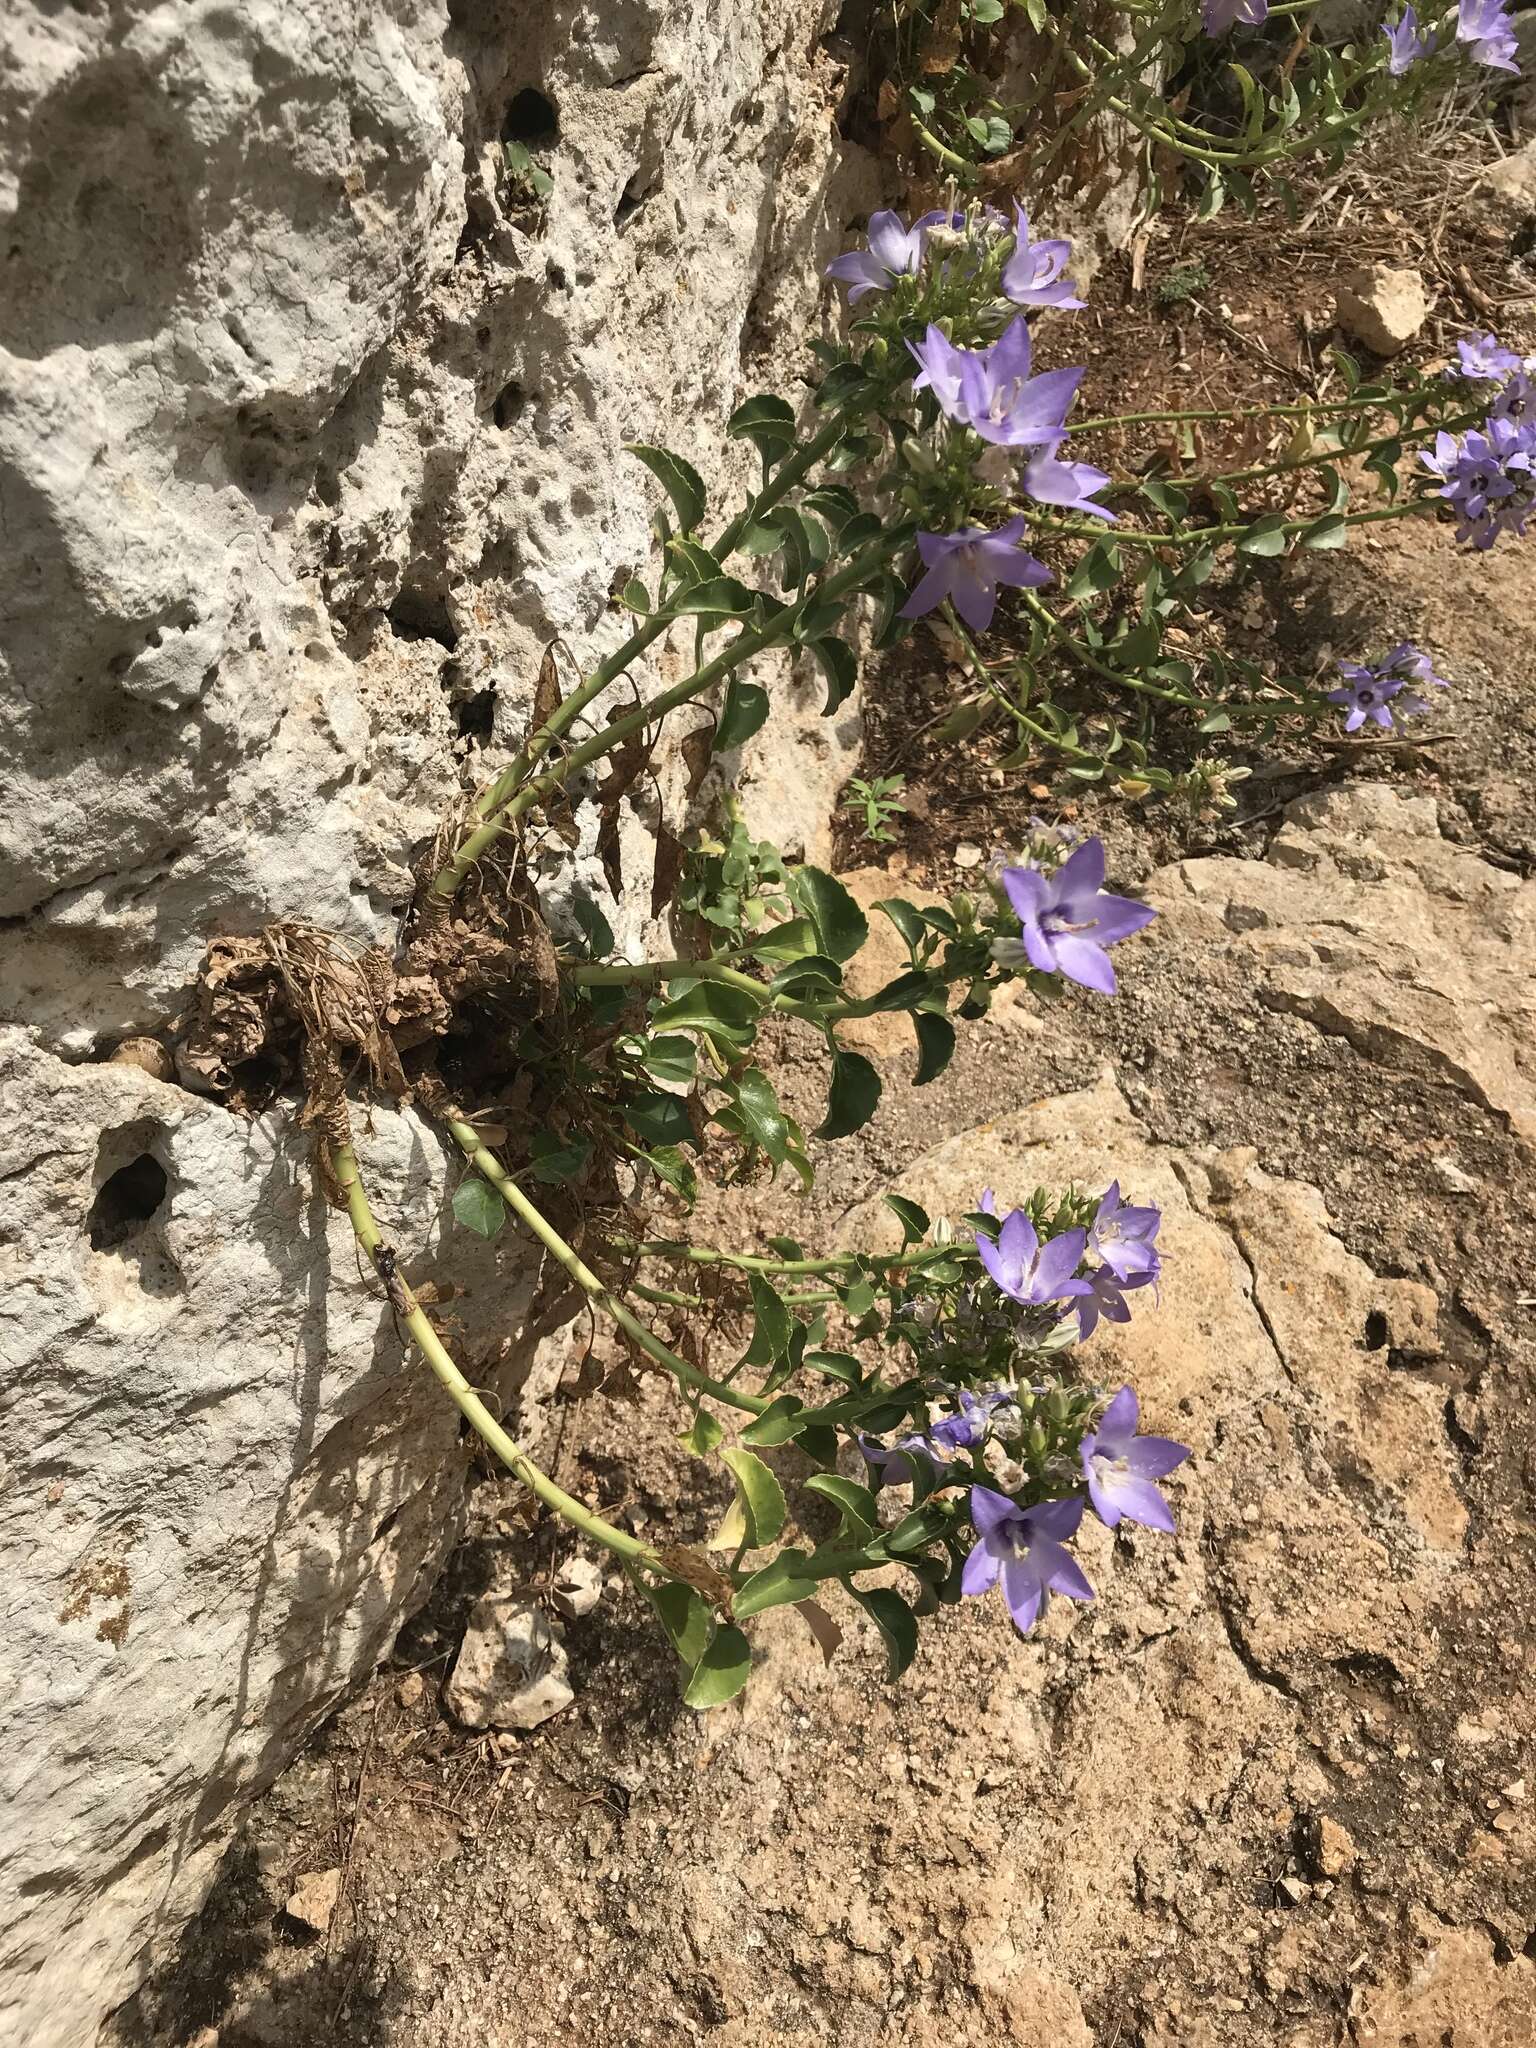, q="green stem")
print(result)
[943,603,1104,765]
[445,1119,770,1418]
[1036,496,1434,551]
[329,1141,653,1567]
[610,1234,960,1280]
[566,958,769,1001]
[429,410,868,897]
[1074,393,1403,434]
